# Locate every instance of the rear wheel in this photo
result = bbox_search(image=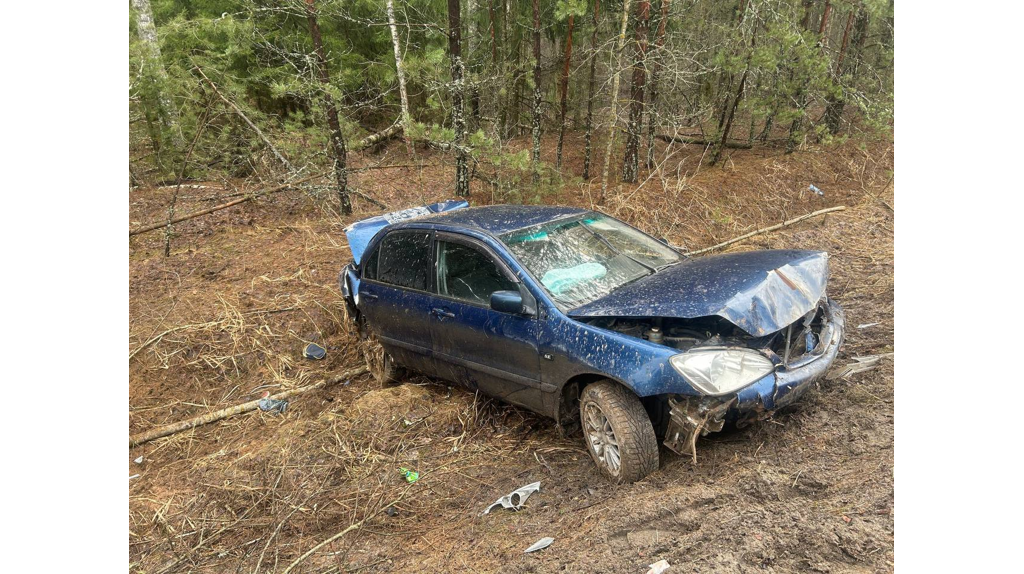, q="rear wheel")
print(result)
[580,381,659,483]
[357,319,405,387]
